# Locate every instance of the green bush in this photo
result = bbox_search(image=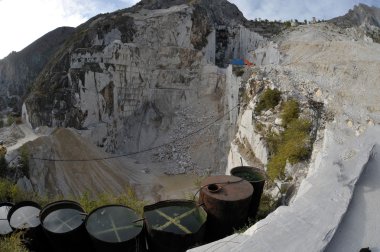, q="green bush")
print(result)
[265,131,281,154]
[254,88,281,115]
[256,193,277,221]
[0,178,27,202]
[0,232,28,252]
[255,122,265,133]
[281,100,300,127]
[267,153,287,180]
[267,118,312,180]
[283,119,312,142]
[76,186,145,215]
